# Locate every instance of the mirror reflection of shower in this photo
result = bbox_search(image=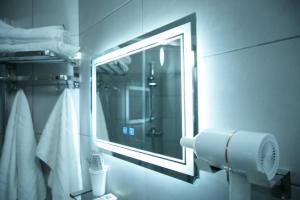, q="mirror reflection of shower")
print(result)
[97,78,121,141]
[95,38,183,159]
[147,62,162,137]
